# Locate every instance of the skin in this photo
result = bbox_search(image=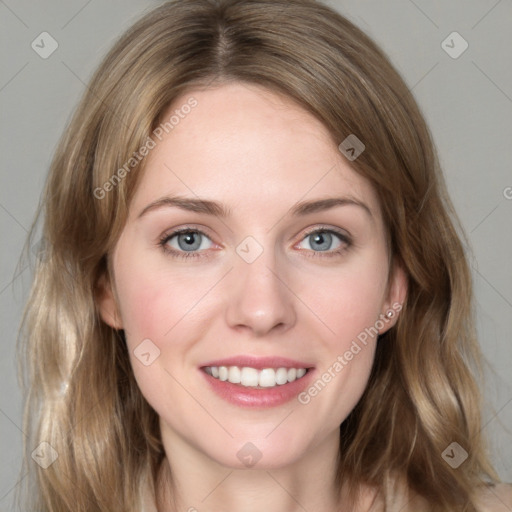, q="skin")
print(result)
[98,81,407,512]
